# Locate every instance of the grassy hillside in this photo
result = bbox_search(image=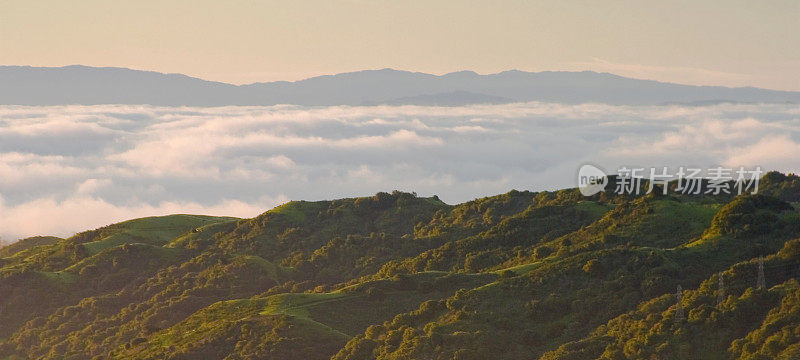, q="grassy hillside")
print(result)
[113,272,493,359]
[0,236,62,257]
[73,214,239,254]
[1,175,800,359]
